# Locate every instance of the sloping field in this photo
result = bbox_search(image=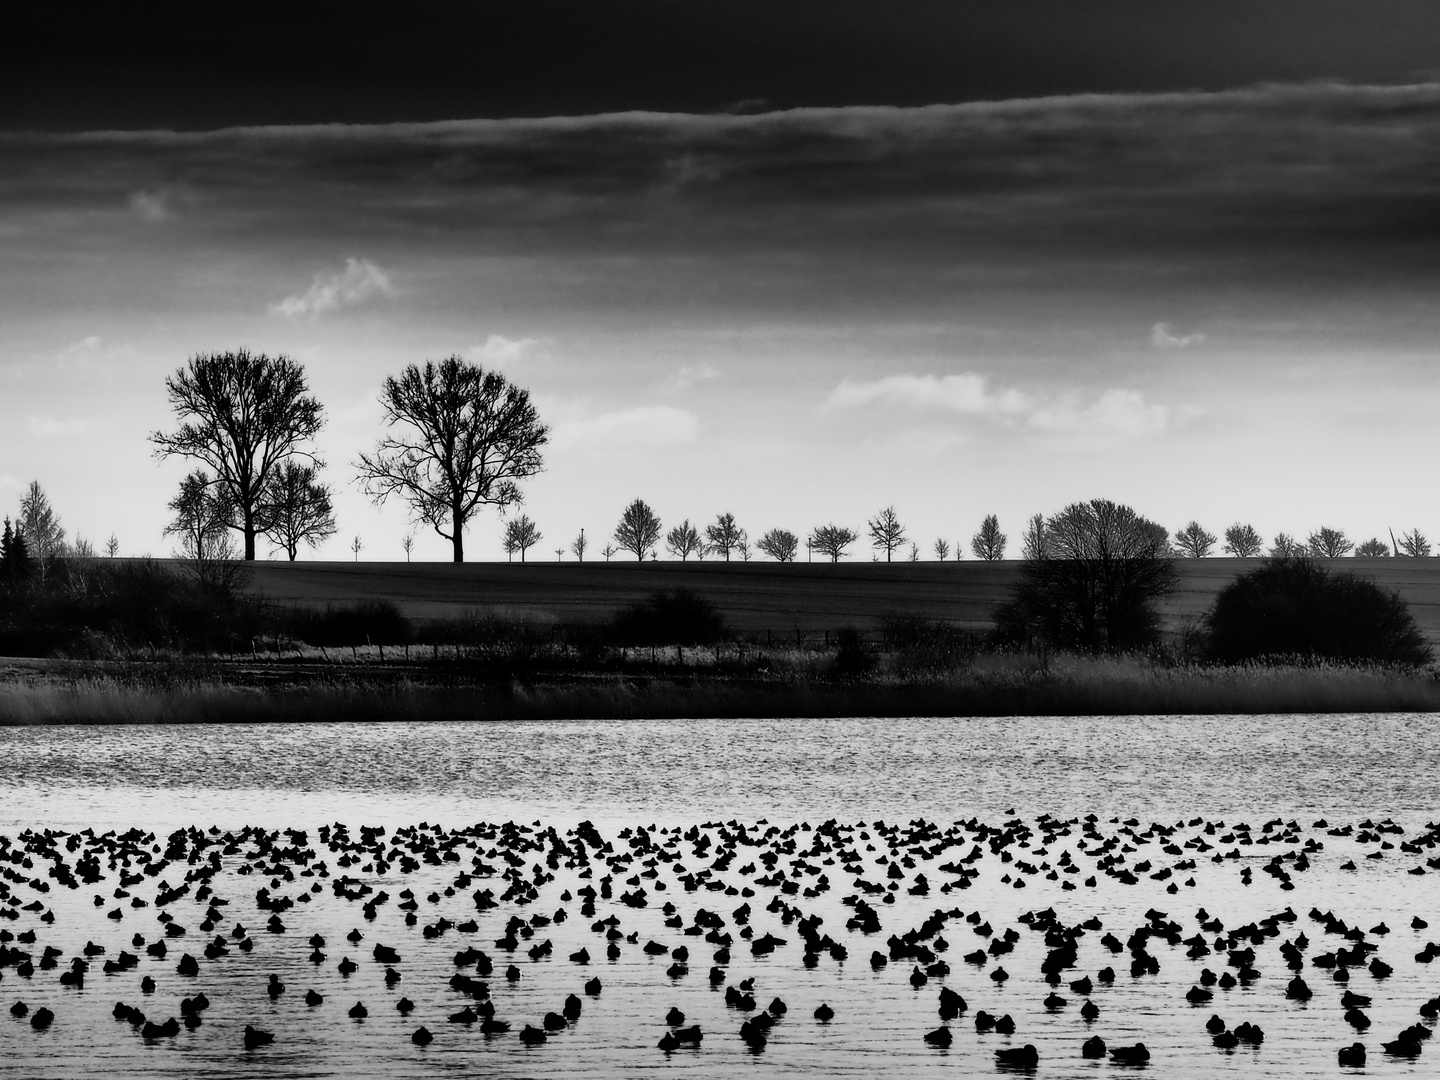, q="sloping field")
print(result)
[244,557,1440,646]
